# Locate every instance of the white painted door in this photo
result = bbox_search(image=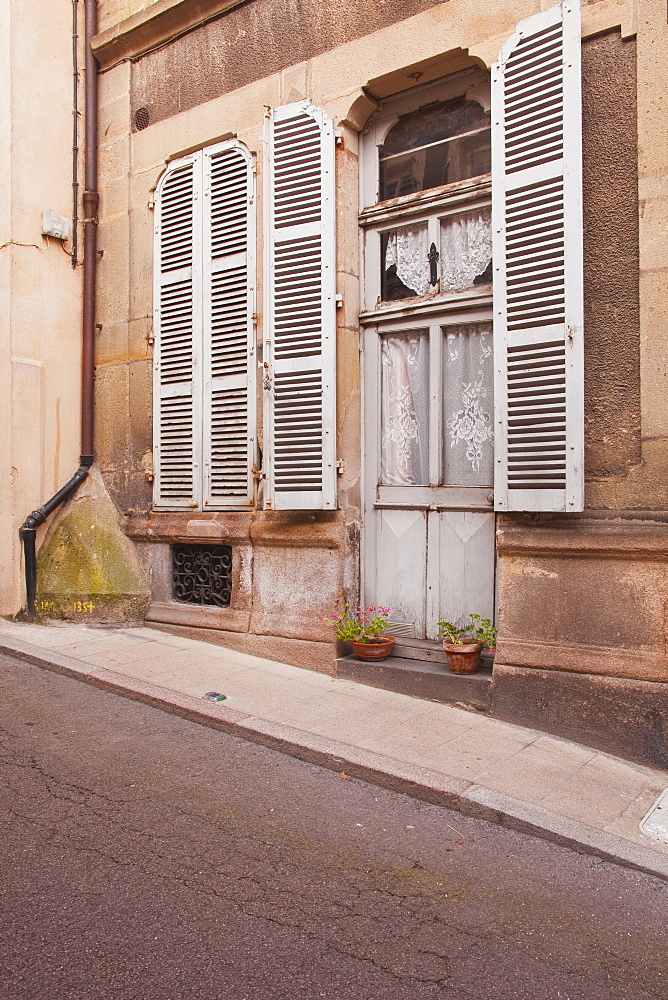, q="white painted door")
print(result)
[363,318,496,640]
